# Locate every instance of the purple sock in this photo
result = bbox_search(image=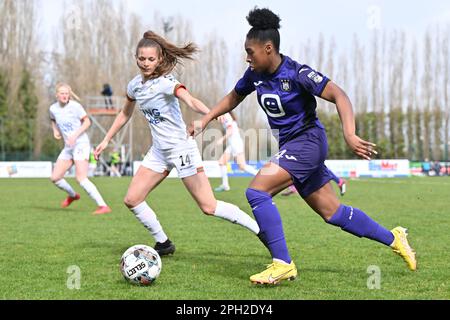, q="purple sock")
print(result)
[328,205,394,246]
[246,188,292,263]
